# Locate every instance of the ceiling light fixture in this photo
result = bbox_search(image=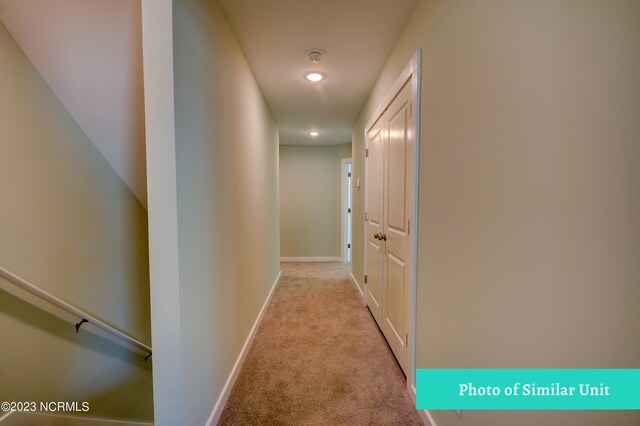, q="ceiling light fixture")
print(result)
[304,71,326,82]
[308,131,320,137]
